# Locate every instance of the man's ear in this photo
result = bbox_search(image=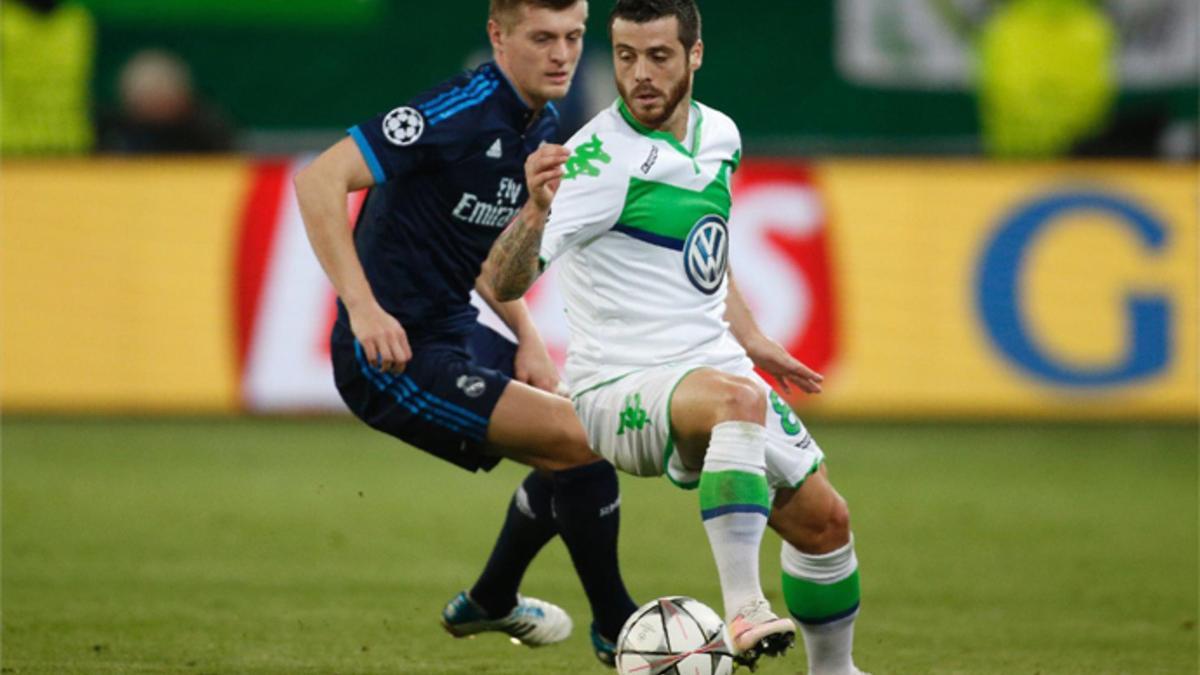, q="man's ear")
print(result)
[487,18,505,54]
